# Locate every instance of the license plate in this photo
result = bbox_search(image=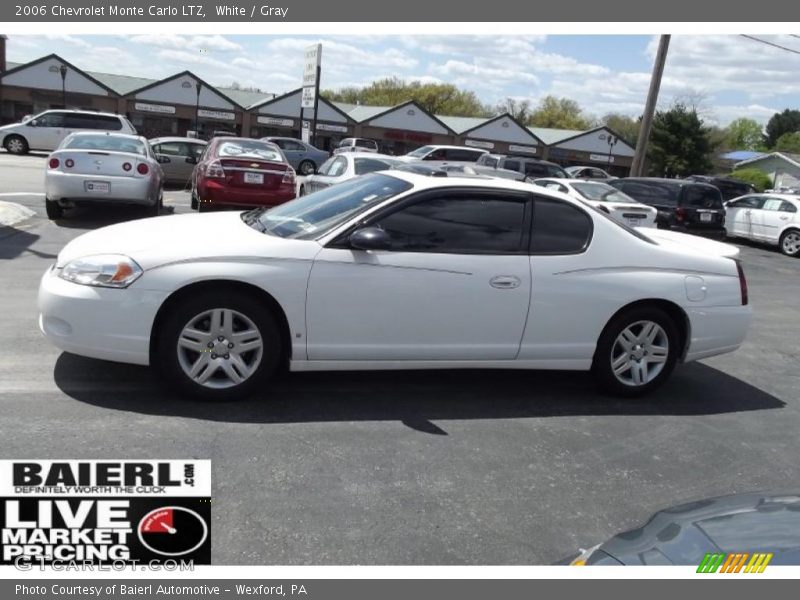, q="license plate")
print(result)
[700,213,712,222]
[626,218,641,227]
[85,181,110,193]
[244,172,264,184]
